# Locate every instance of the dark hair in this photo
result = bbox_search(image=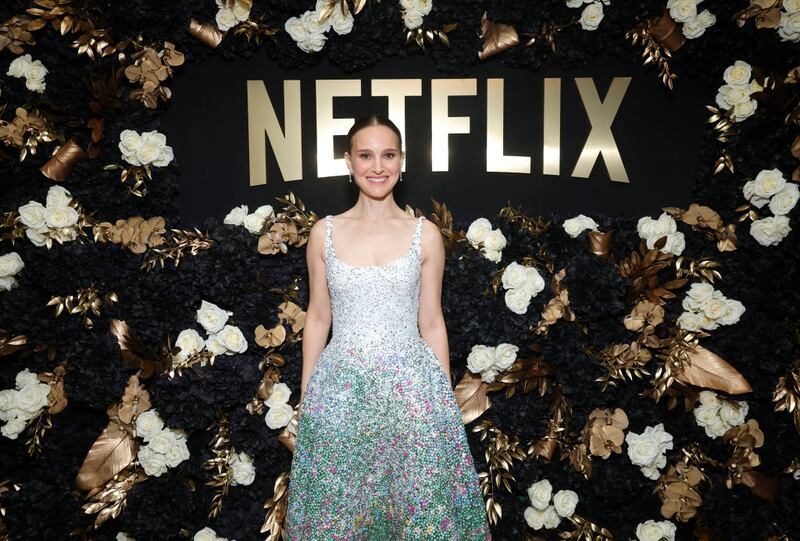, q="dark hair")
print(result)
[346,113,403,154]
